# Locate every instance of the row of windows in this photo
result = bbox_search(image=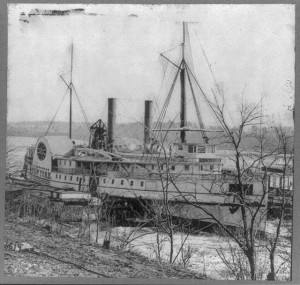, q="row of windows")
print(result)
[177,145,206,153]
[54,175,101,186]
[32,169,50,178]
[102,178,144,187]
[150,164,220,171]
[269,176,293,189]
[188,145,206,153]
[54,174,87,183]
[58,160,72,167]
[52,174,145,188]
[199,158,222,163]
[33,166,50,172]
[52,175,92,185]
